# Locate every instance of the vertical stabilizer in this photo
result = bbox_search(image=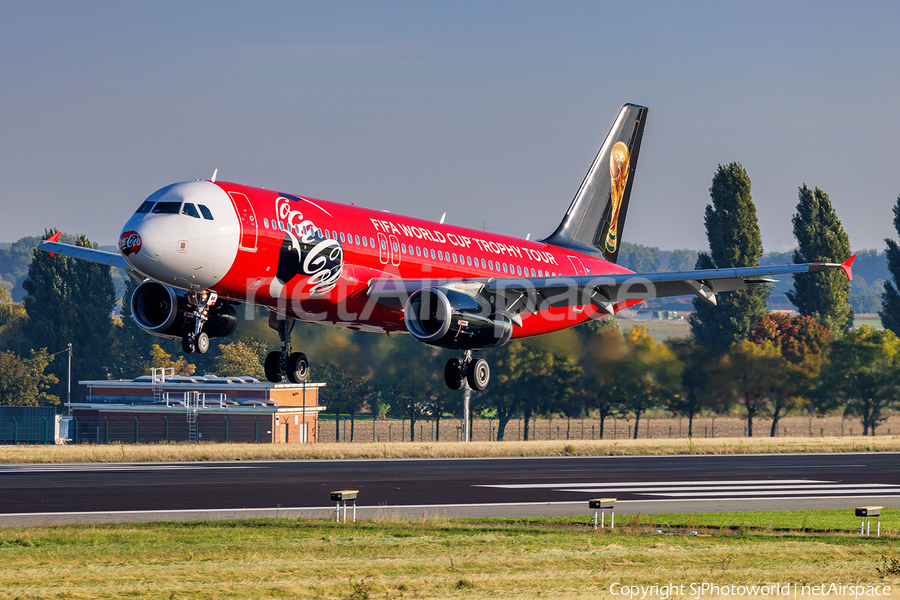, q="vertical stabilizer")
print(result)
[540,104,648,263]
